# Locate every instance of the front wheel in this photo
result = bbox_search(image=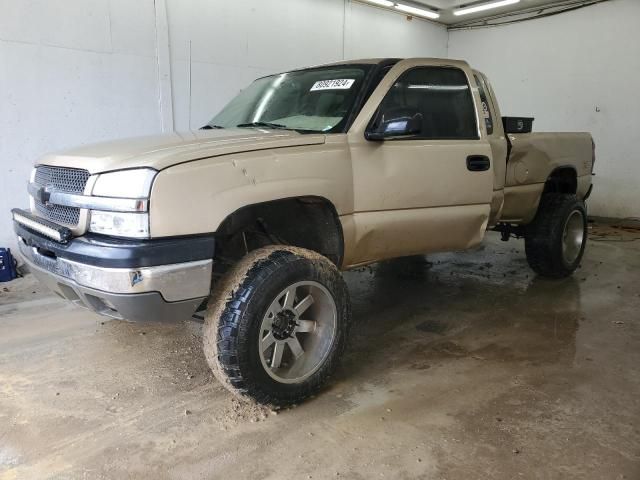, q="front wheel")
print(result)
[525,193,588,278]
[203,246,351,406]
